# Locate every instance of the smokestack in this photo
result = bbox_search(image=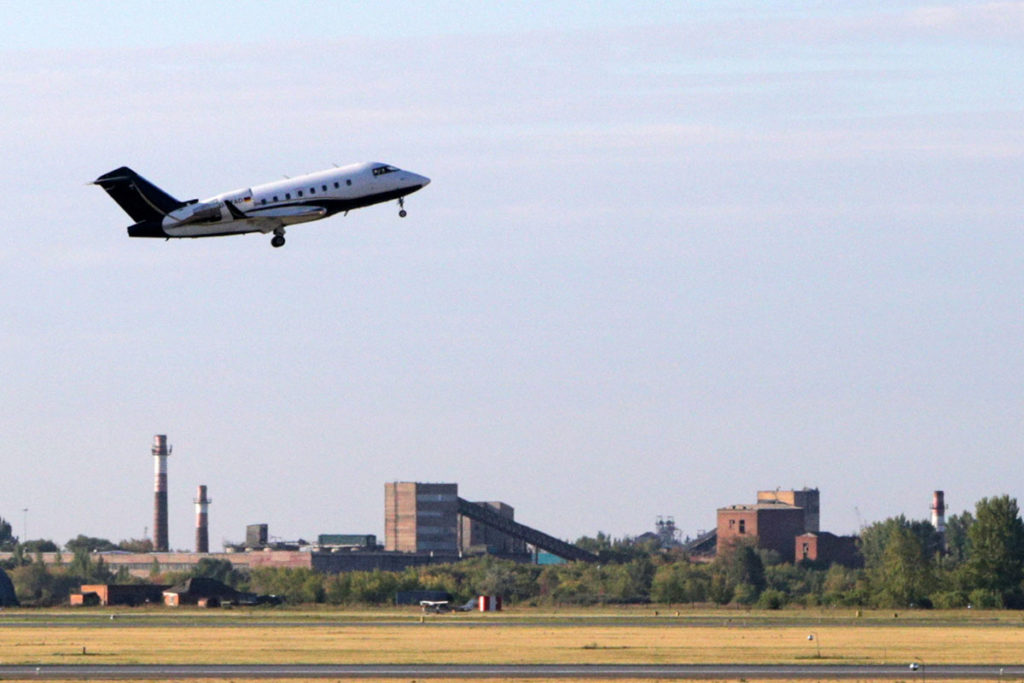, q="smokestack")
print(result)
[152,435,170,552]
[194,485,211,553]
[931,490,947,534]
